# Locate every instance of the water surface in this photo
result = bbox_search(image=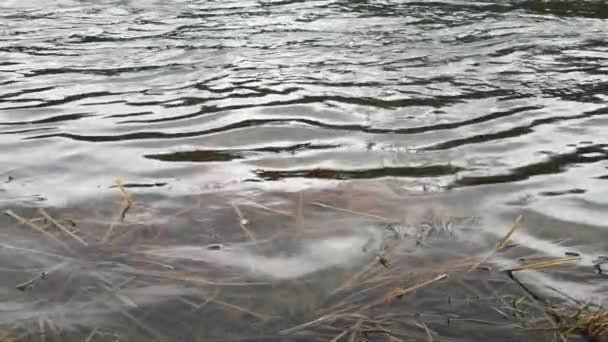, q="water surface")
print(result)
[0,0,607,340]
